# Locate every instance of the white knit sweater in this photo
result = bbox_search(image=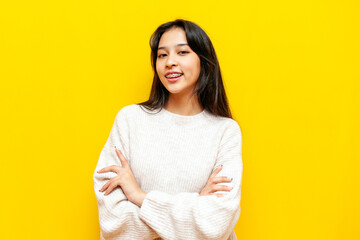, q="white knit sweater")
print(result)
[93,104,243,240]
